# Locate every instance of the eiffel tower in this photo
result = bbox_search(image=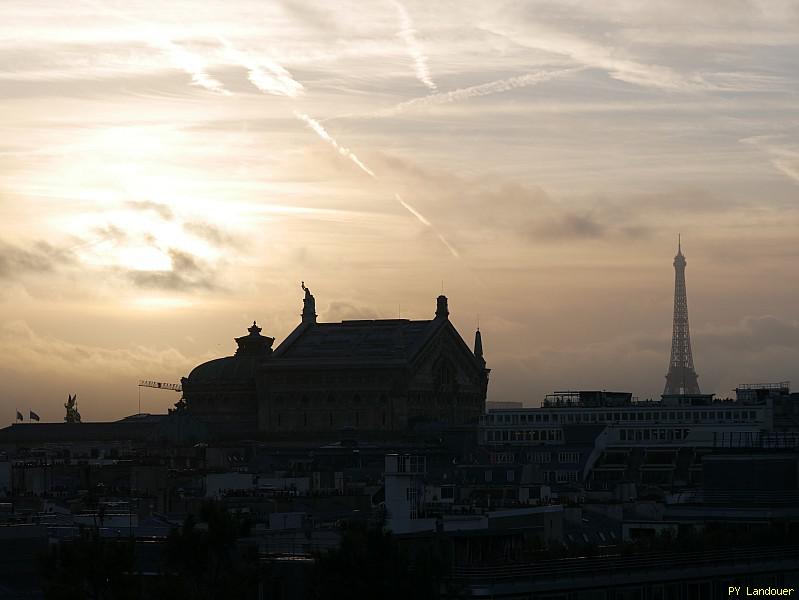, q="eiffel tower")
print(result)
[664,236,701,395]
